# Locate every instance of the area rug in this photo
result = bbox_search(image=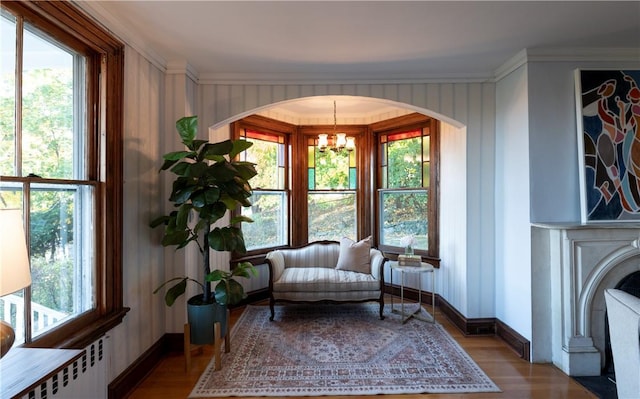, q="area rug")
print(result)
[189,304,500,397]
